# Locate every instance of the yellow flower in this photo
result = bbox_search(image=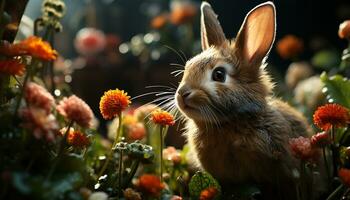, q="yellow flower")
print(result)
[150,109,175,126]
[99,89,131,120]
